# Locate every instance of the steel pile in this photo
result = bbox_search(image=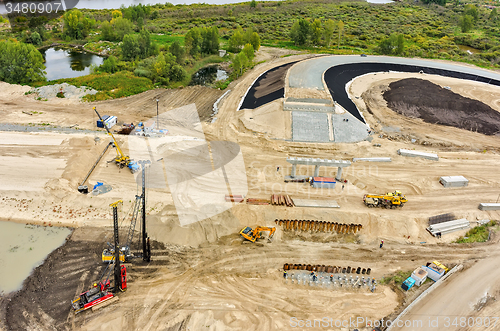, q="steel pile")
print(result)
[284,263,371,275]
[275,219,362,234]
